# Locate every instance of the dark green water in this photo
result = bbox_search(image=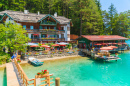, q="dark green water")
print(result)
[21,51,130,86]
